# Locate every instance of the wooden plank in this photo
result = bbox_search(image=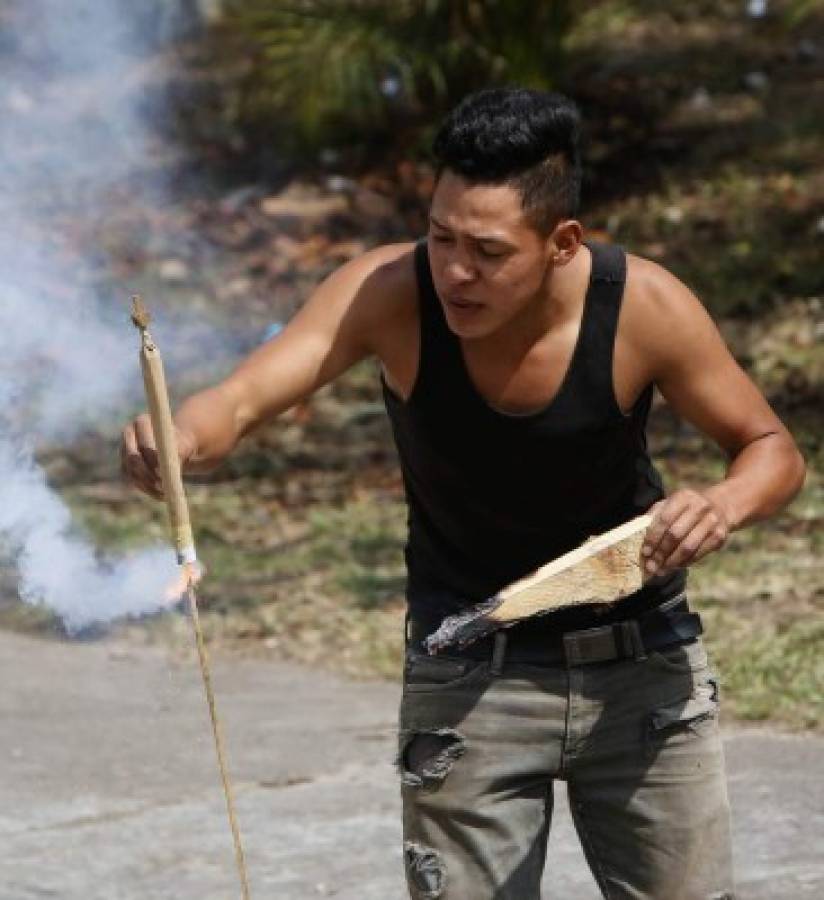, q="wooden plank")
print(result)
[424,513,654,653]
